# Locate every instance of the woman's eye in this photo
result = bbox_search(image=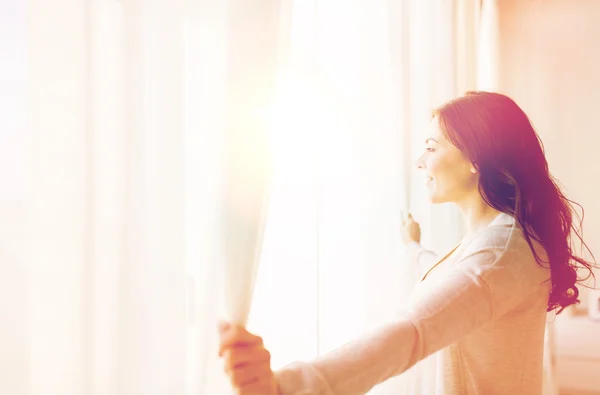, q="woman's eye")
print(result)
[426,147,435,152]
